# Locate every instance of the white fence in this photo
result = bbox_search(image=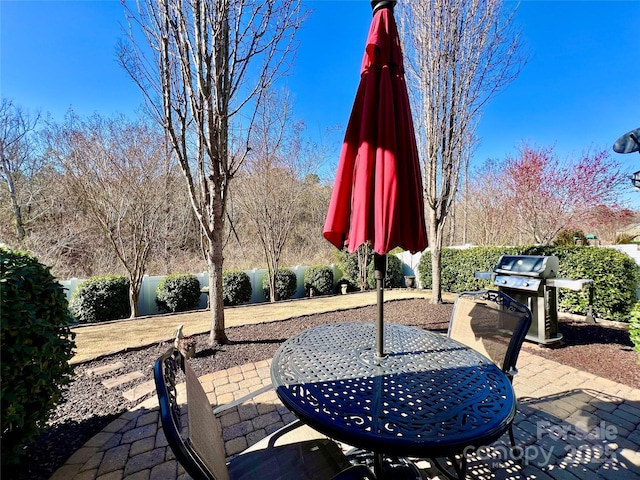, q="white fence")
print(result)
[59,265,344,317]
